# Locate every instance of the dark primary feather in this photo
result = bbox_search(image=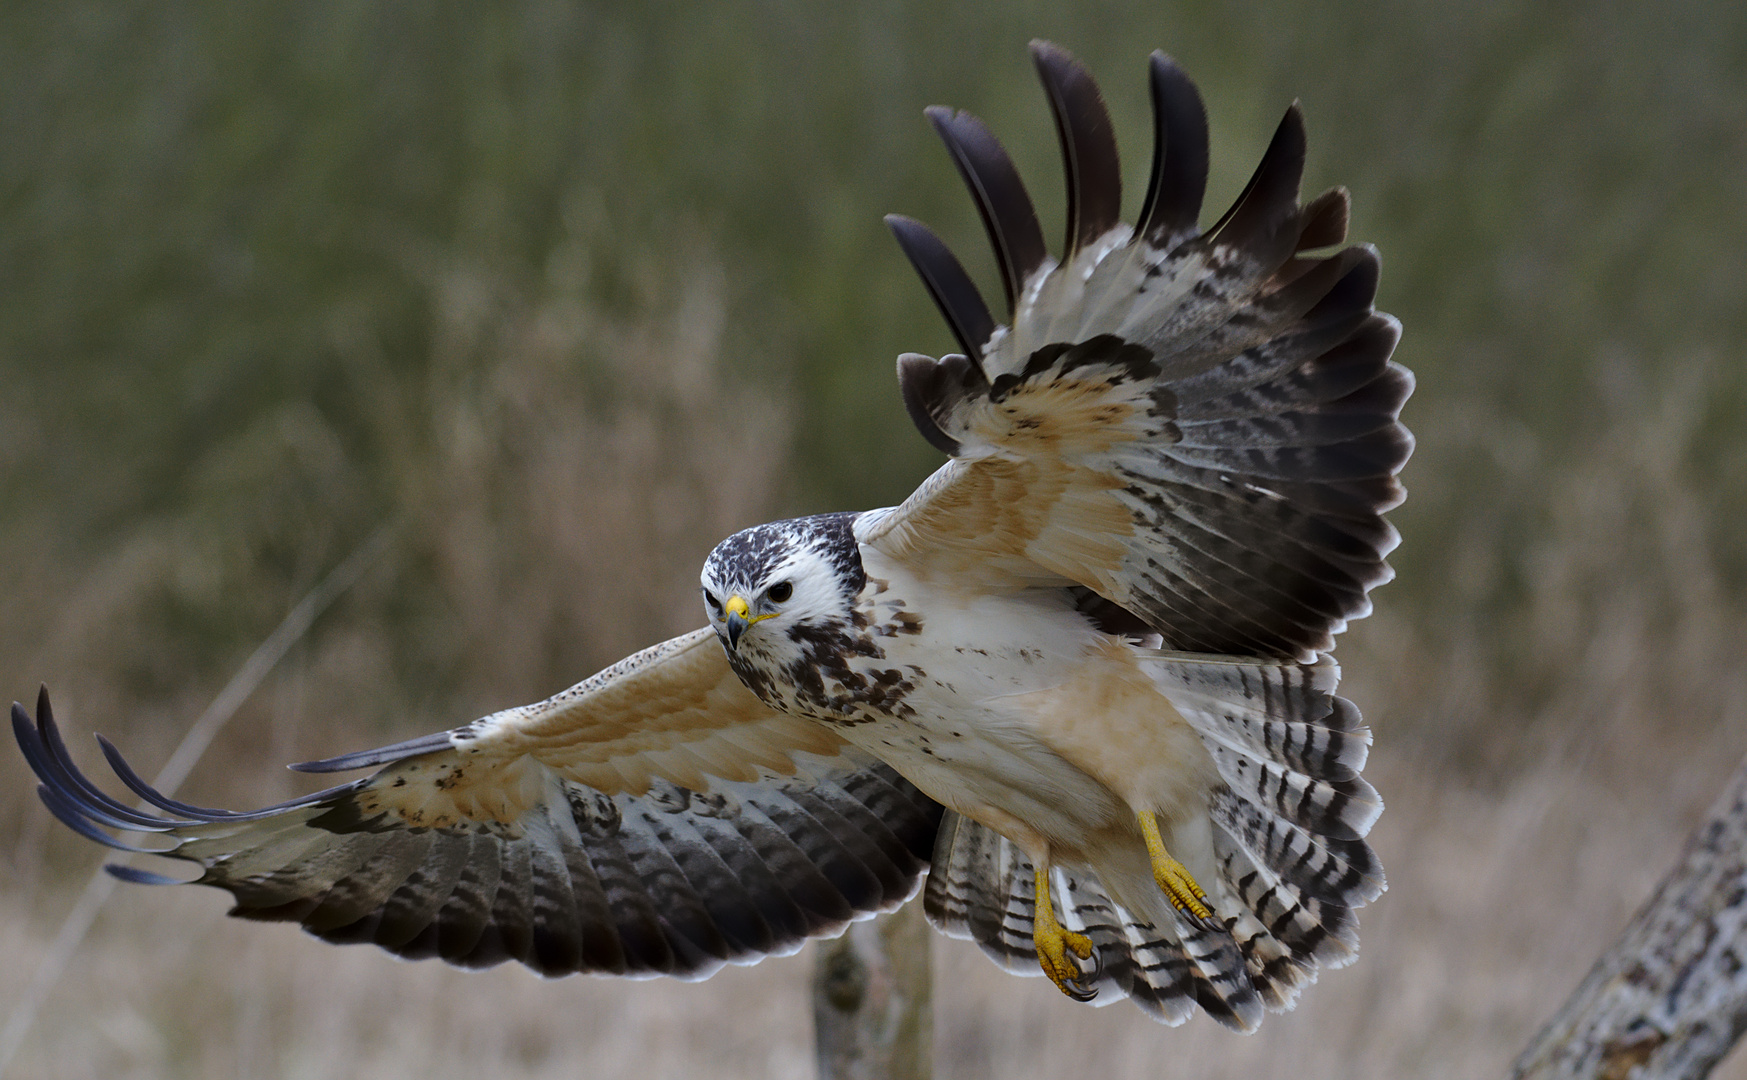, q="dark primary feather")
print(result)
[12,689,943,980]
[881,44,1411,661]
[1031,40,1123,258]
[1198,104,1307,266]
[925,106,1049,316]
[896,352,978,457]
[289,731,456,773]
[98,733,356,823]
[885,214,998,363]
[1136,52,1210,246]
